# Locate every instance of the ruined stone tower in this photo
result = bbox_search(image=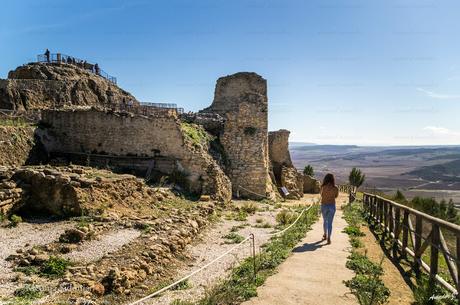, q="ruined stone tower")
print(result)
[268,129,293,184]
[203,72,275,199]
